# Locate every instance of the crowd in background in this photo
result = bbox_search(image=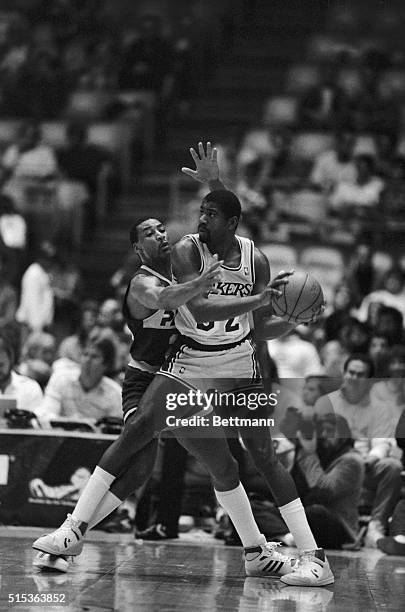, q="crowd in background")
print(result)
[0,0,405,556]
